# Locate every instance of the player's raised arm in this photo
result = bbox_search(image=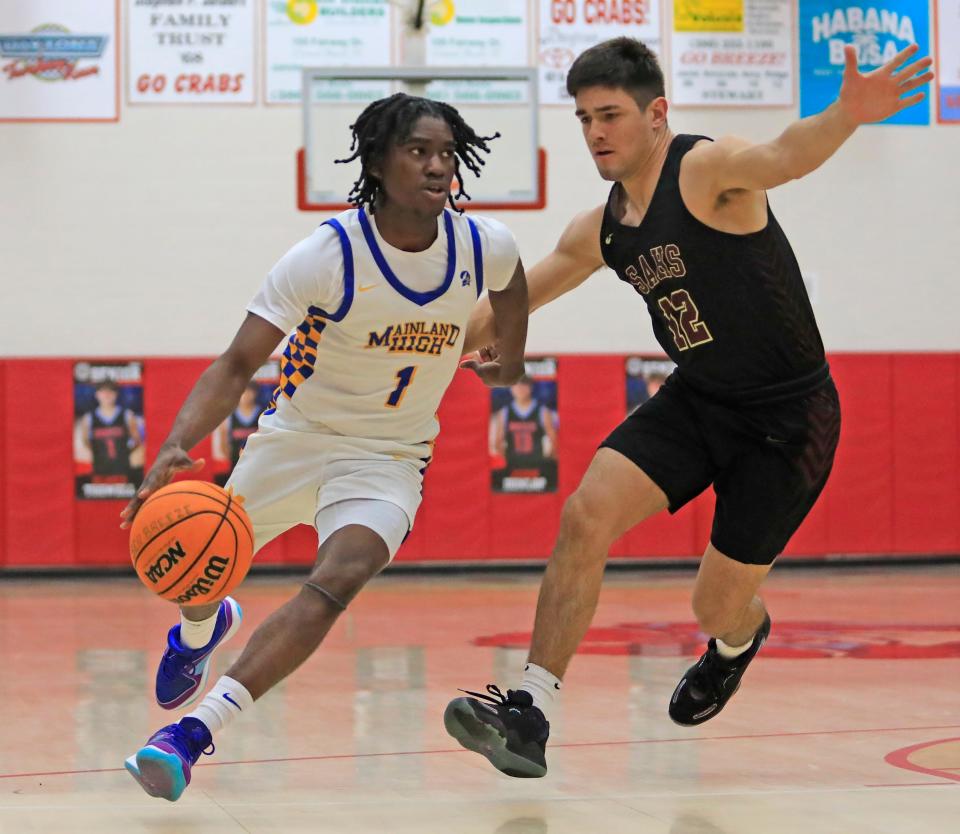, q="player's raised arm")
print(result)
[120,312,284,527]
[461,206,606,356]
[685,44,933,195]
